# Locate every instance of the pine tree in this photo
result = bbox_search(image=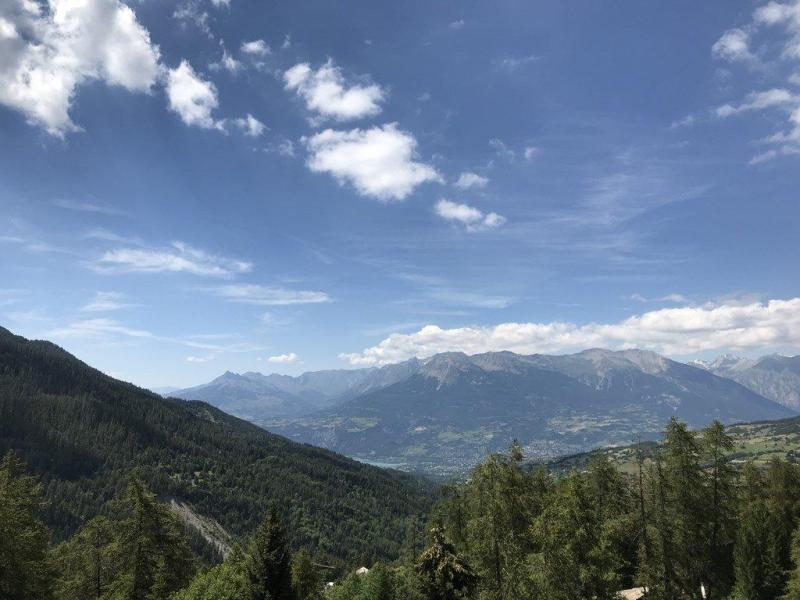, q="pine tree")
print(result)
[662,418,706,598]
[415,527,477,600]
[700,420,736,599]
[106,479,196,600]
[782,524,800,600]
[247,506,293,600]
[291,548,322,600]
[52,515,116,599]
[0,451,54,600]
[731,462,784,600]
[172,545,249,600]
